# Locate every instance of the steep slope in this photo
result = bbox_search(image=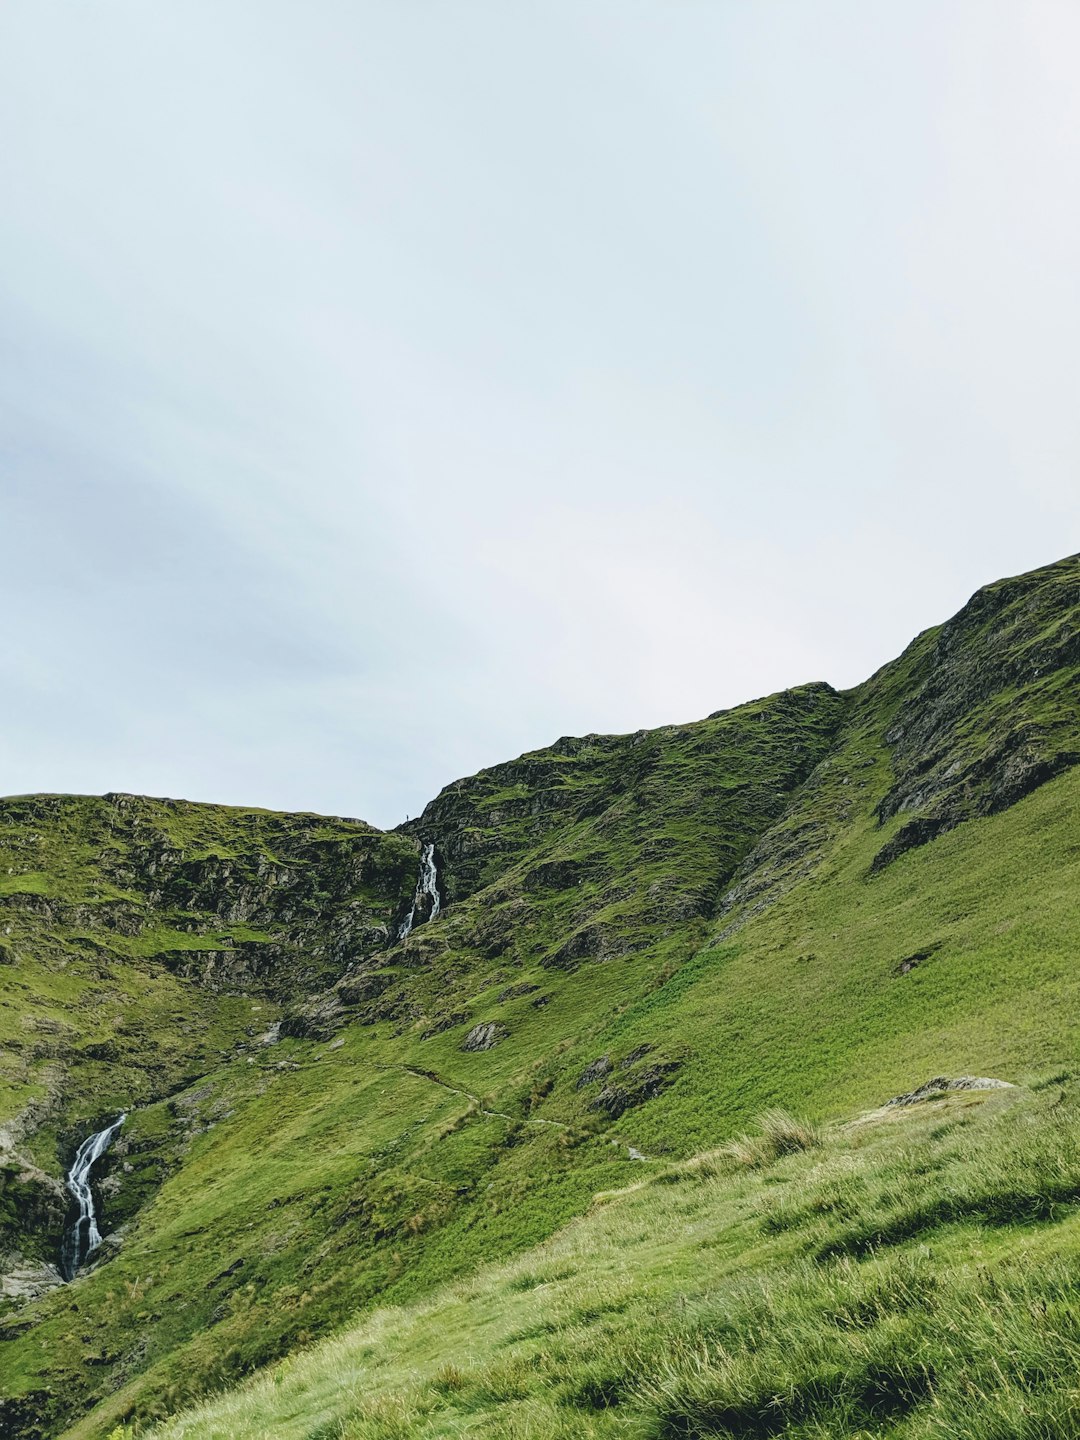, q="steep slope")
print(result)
[0,553,1077,1440]
[141,1079,1080,1440]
